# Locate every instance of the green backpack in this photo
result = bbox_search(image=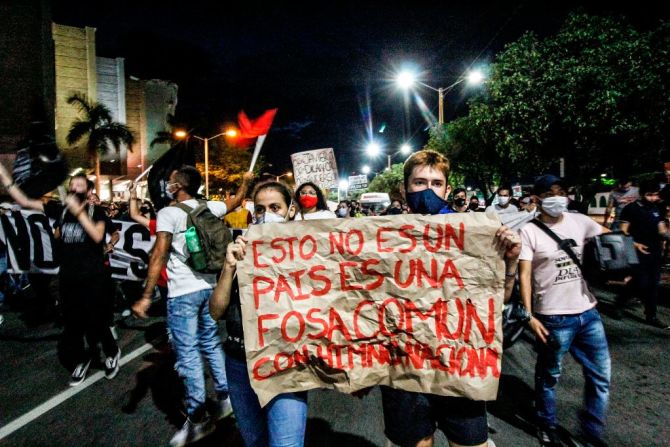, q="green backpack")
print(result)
[174,200,232,273]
